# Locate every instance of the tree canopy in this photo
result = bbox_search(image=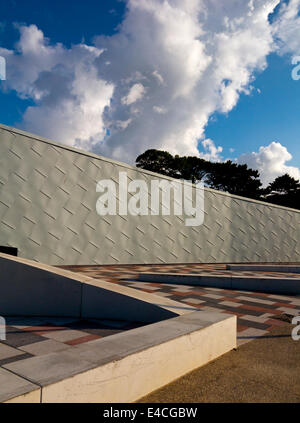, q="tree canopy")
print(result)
[264,174,300,209]
[205,160,262,199]
[136,149,300,210]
